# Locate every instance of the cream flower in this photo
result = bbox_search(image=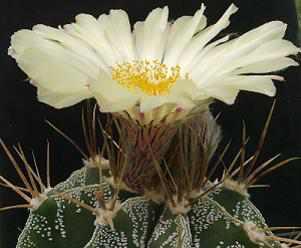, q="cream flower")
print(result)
[9,4,300,122]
